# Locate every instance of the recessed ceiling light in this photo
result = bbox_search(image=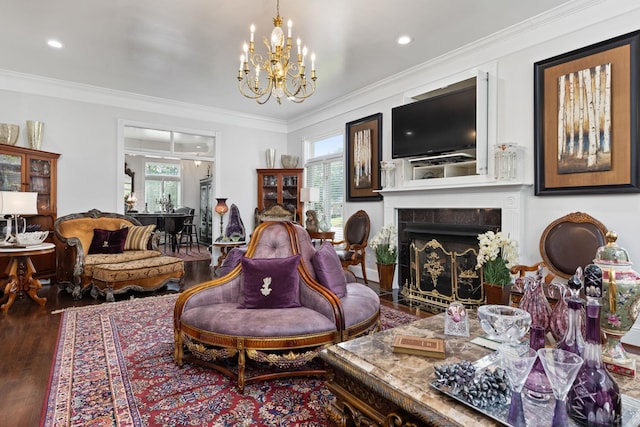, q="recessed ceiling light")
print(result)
[47,39,63,49]
[397,35,412,45]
